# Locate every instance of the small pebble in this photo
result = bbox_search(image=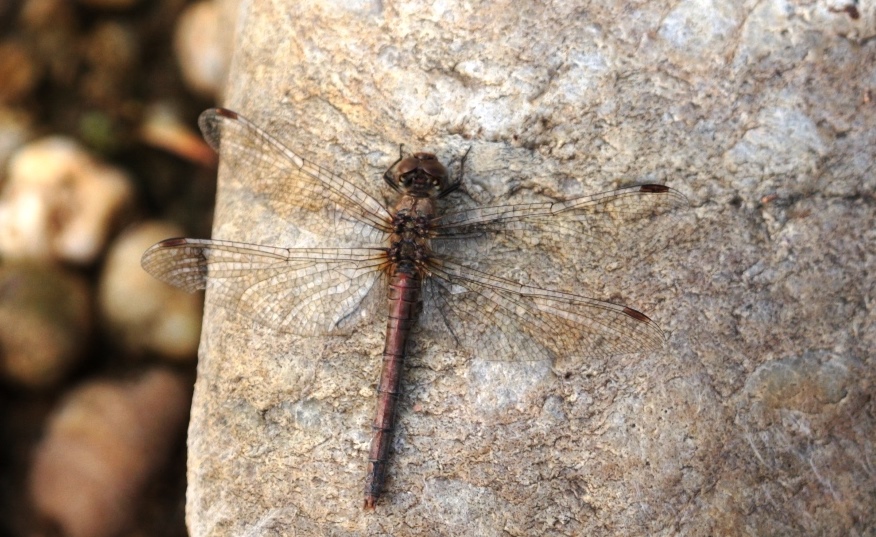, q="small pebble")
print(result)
[174,1,227,98]
[80,21,138,105]
[0,262,92,389]
[139,103,217,166]
[0,40,40,103]
[99,221,203,360]
[0,136,135,264]
[20,0,79,84]
[29,368,191,537]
